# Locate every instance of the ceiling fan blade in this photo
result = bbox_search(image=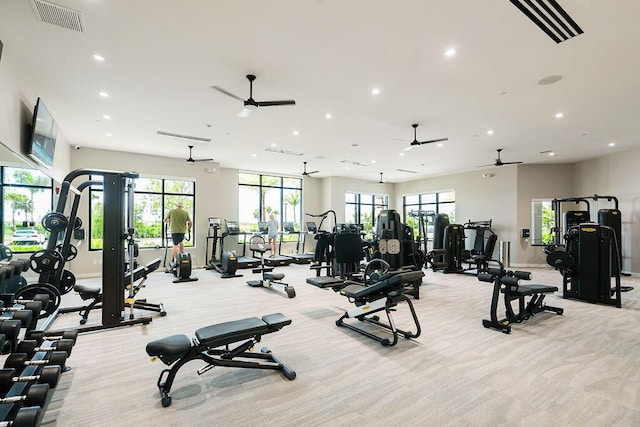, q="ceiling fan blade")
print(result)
[501,161,523,165]
[403,146,414,152]
[193,158,214,162]
[307,170,319,175]
[418,137,449,145]
[477,163,496,167]
[256,100,296,107]
[211,86,245,102]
